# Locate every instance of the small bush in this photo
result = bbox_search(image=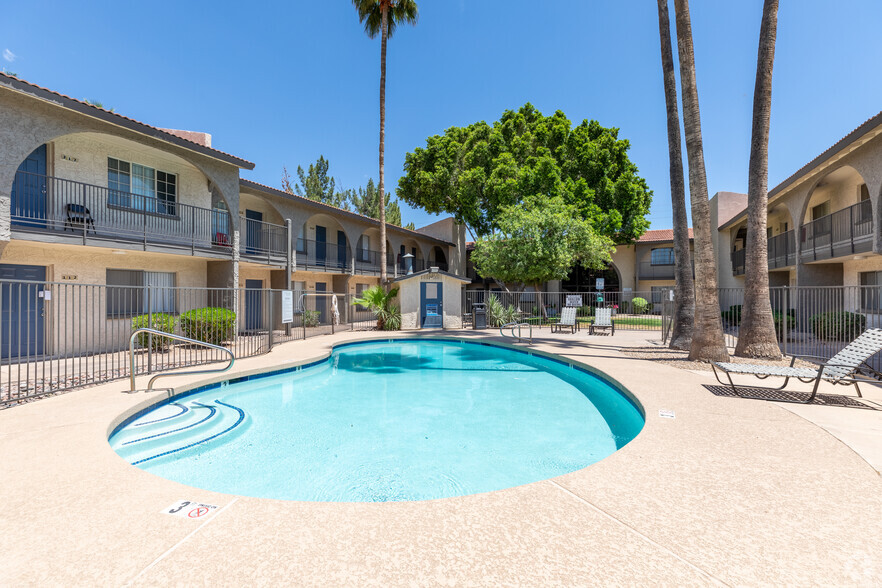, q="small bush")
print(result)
[772,311,796,340]
[131,313,176,351]
[179,307,236,345]
[721,304,743,326]
[303,309,321,328]
[809,311,866,341]
[631,297,649,315]
[382,305,402,331]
